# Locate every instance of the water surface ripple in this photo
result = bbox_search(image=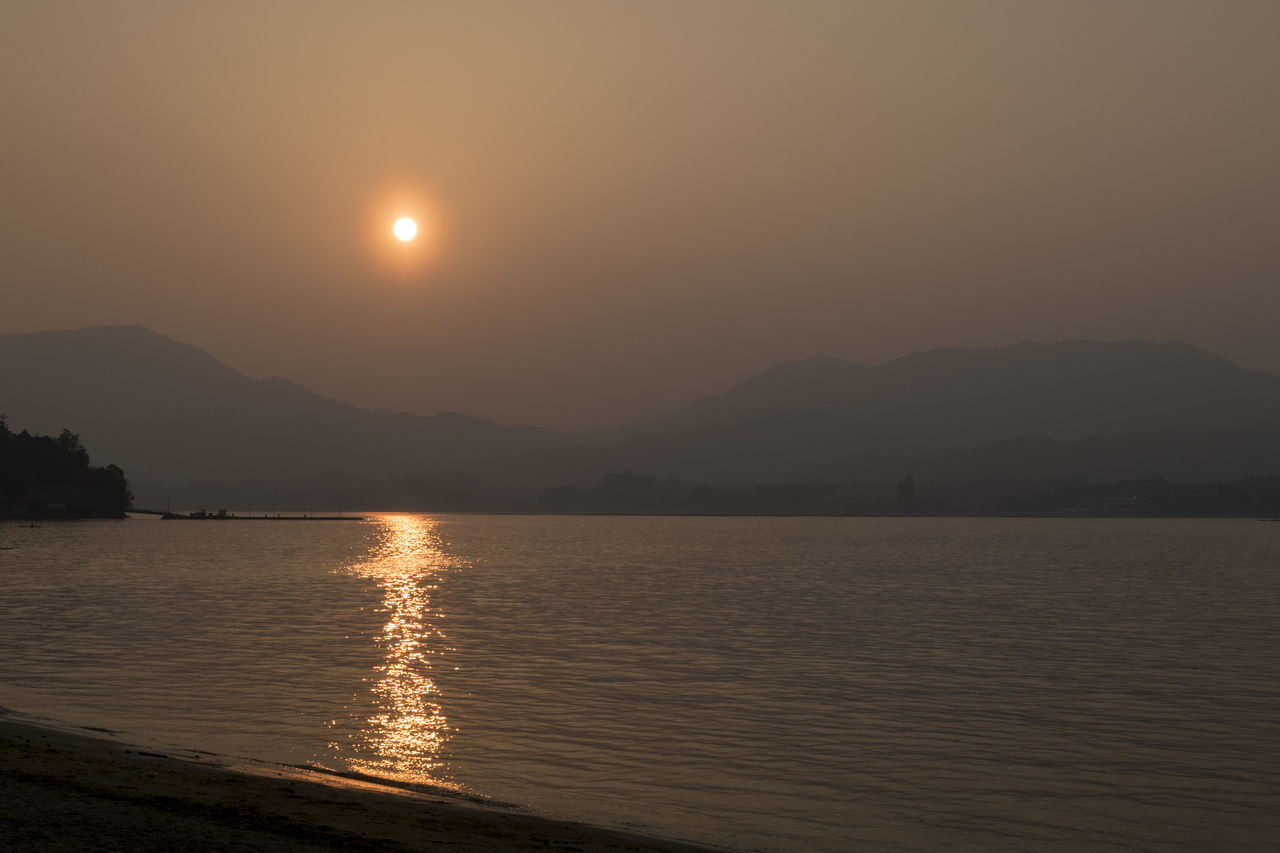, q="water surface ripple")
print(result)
[1,515,1277,852]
